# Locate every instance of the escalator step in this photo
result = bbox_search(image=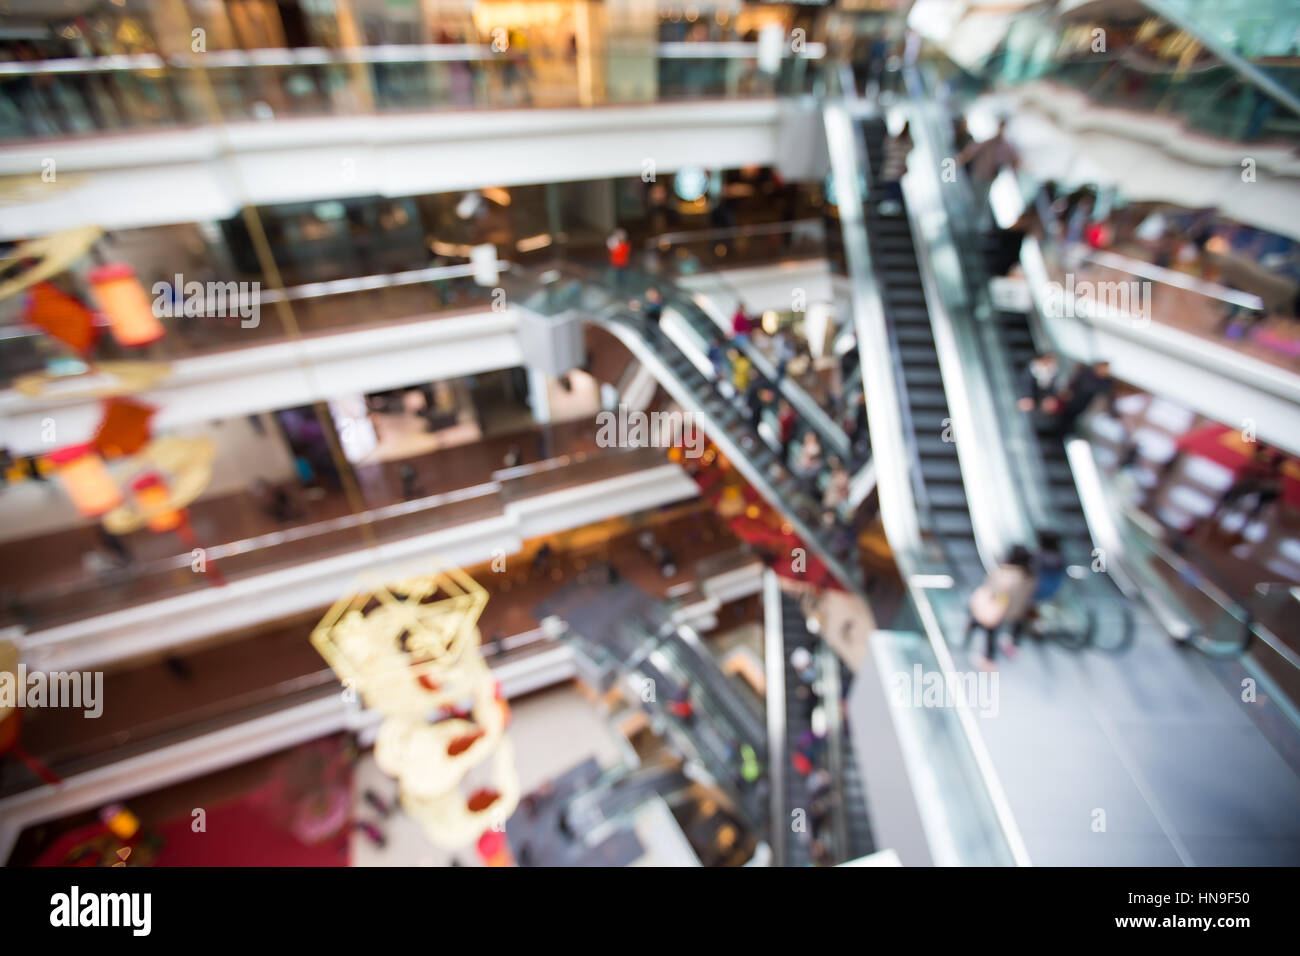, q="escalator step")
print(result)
[932,509,974,534]
[902,366,943,386]
[928,483,970,508]
[915,435,956,456]
[919,457,962,480]
[946,538,982,564]
[910,409,950,433]
[1049,480,1081,503]
[908,387,949,409]
[899,345,941,364]
[894,324,937,344]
